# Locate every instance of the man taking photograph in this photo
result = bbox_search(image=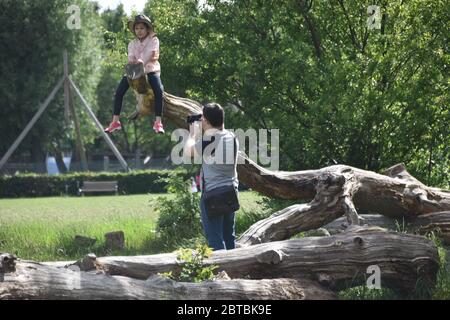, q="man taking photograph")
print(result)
[184,103,239,251]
